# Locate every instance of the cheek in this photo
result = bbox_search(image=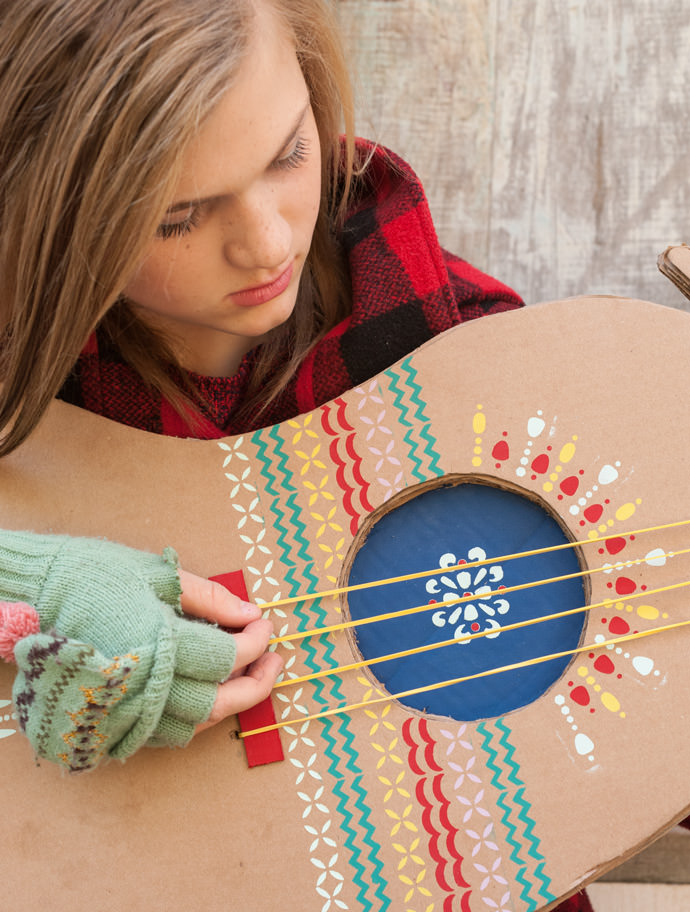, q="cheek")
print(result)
[123,248,193,309]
